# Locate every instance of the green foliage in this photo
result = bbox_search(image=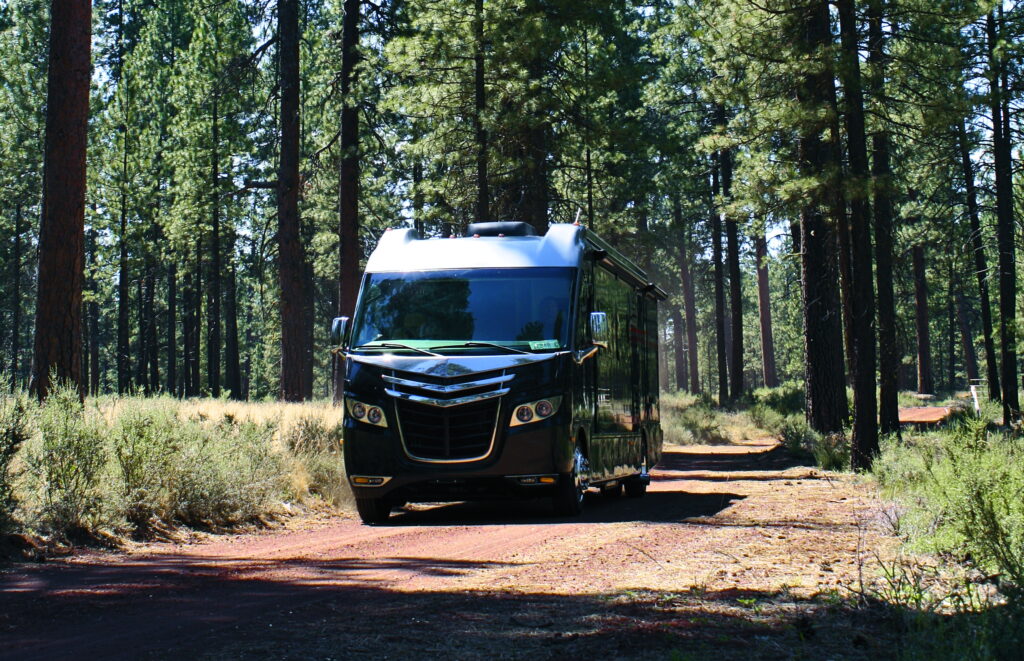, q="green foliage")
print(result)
[24,384,107,538]
[752,383,805,416]
[0,393,30,531]
[875,421,1024,595]
[284,416,348,508]
[661,392,729,445]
